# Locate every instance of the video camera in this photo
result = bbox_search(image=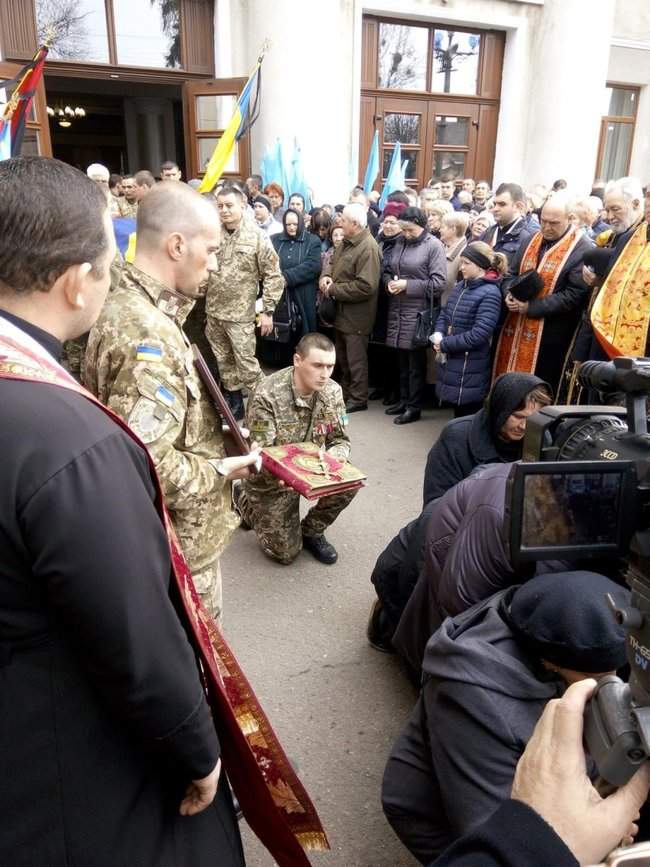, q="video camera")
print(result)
[505,357,650,786]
